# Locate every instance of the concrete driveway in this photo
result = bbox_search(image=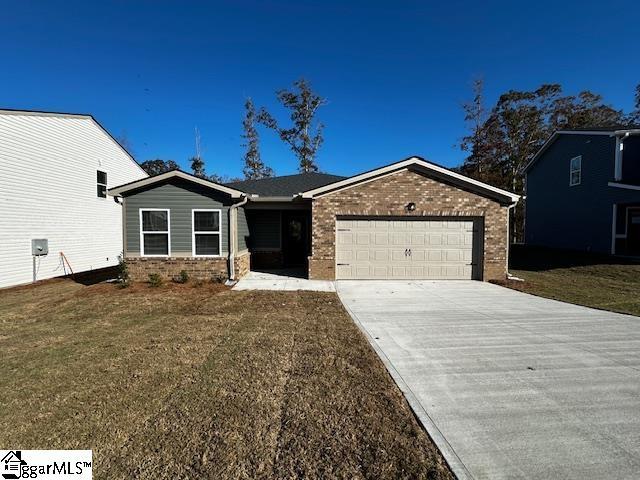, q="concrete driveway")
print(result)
[337,281,640,480]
